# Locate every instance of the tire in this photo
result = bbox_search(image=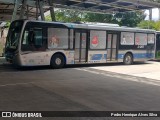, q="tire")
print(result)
[50,54,65,69]
[123,53,133,65]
